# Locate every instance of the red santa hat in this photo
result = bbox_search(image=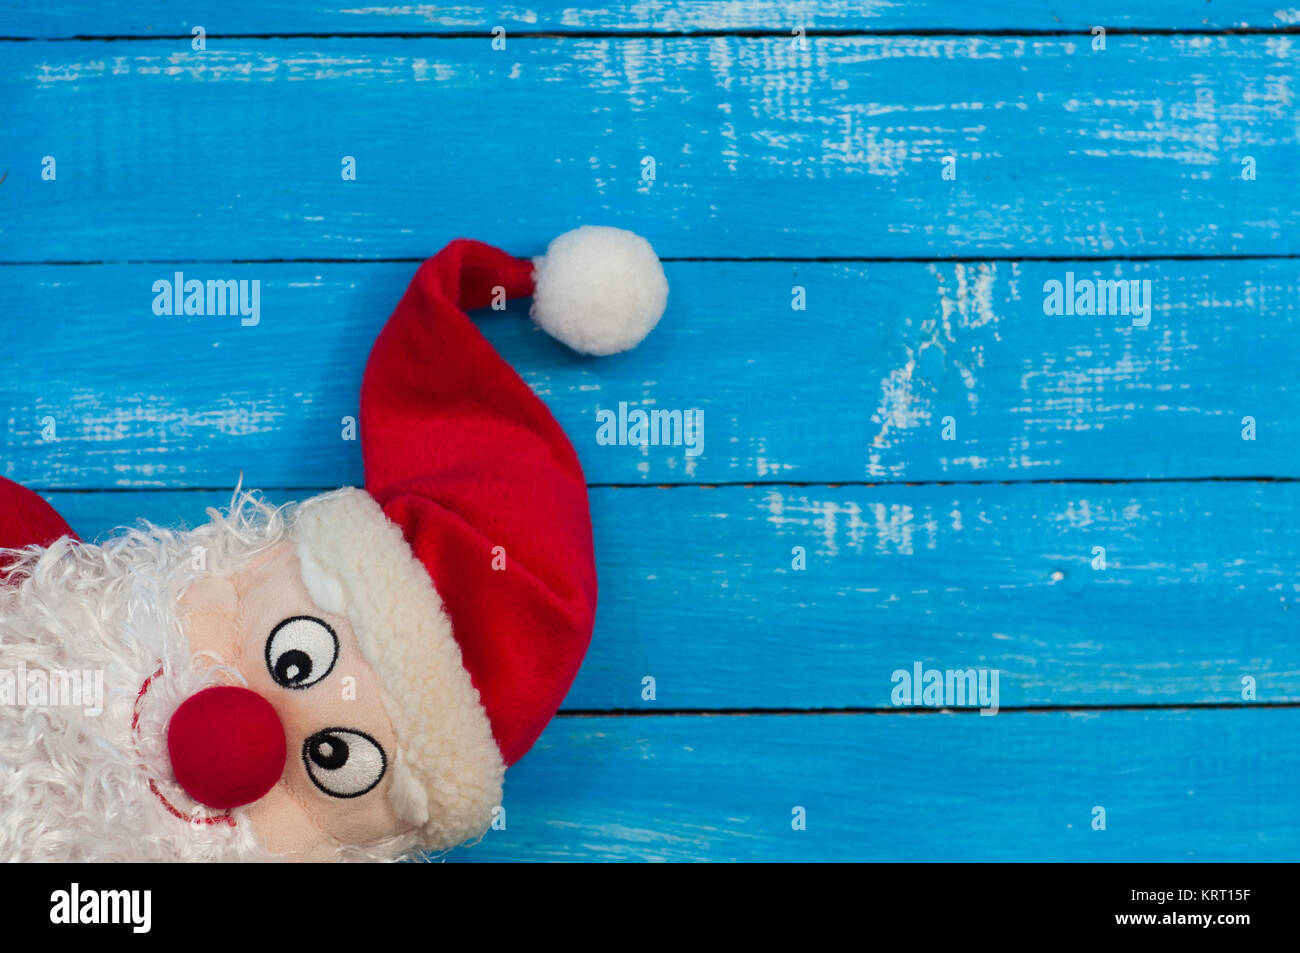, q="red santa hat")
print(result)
[290,226,667,849]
